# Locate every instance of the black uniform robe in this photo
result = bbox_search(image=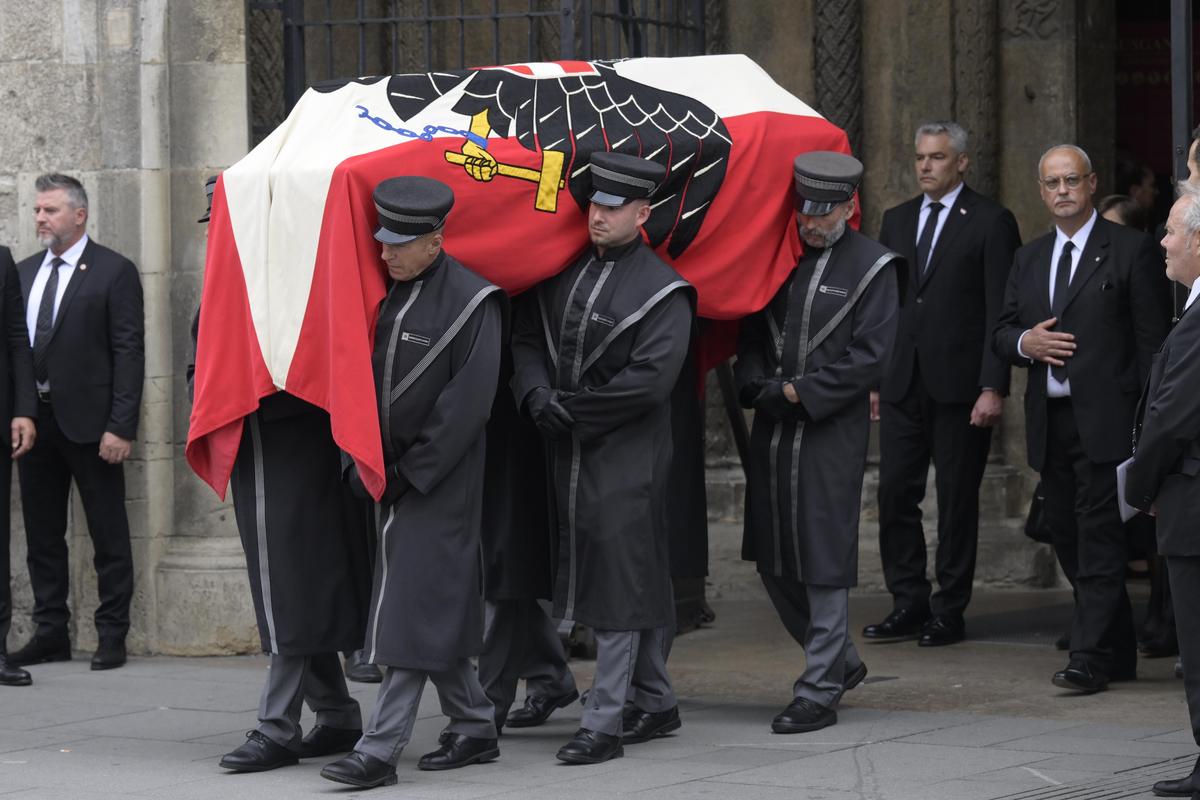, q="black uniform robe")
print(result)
[736,228,902,587]
[363,252,504,671]
[512,238,695,631]
[229,392,374,655]
[482,294,554,602]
